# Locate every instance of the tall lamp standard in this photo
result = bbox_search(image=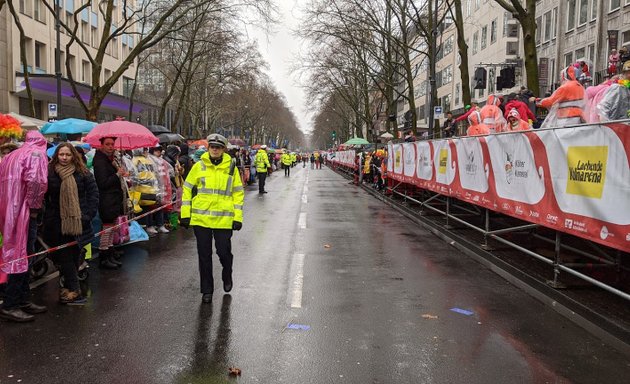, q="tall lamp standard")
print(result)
[54,0,62,119]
